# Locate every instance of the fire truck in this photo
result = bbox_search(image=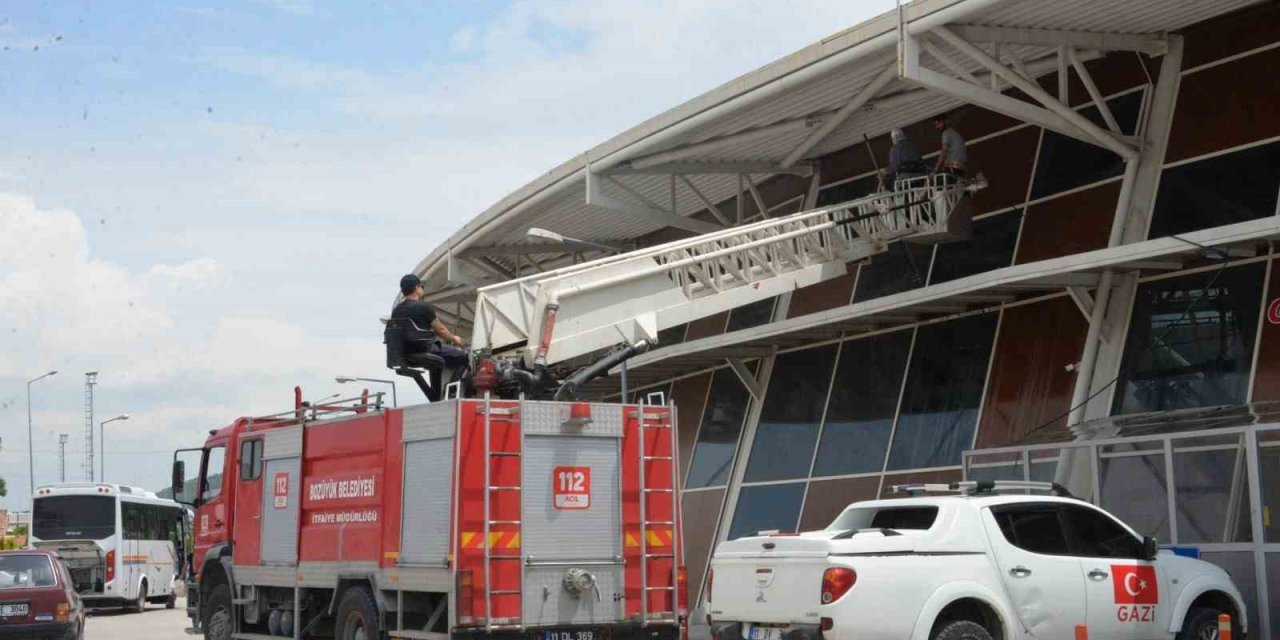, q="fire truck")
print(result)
[171,175,983,640]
